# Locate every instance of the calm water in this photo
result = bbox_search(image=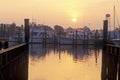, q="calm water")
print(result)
[0,44,119,80]
[28,44,102,80]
